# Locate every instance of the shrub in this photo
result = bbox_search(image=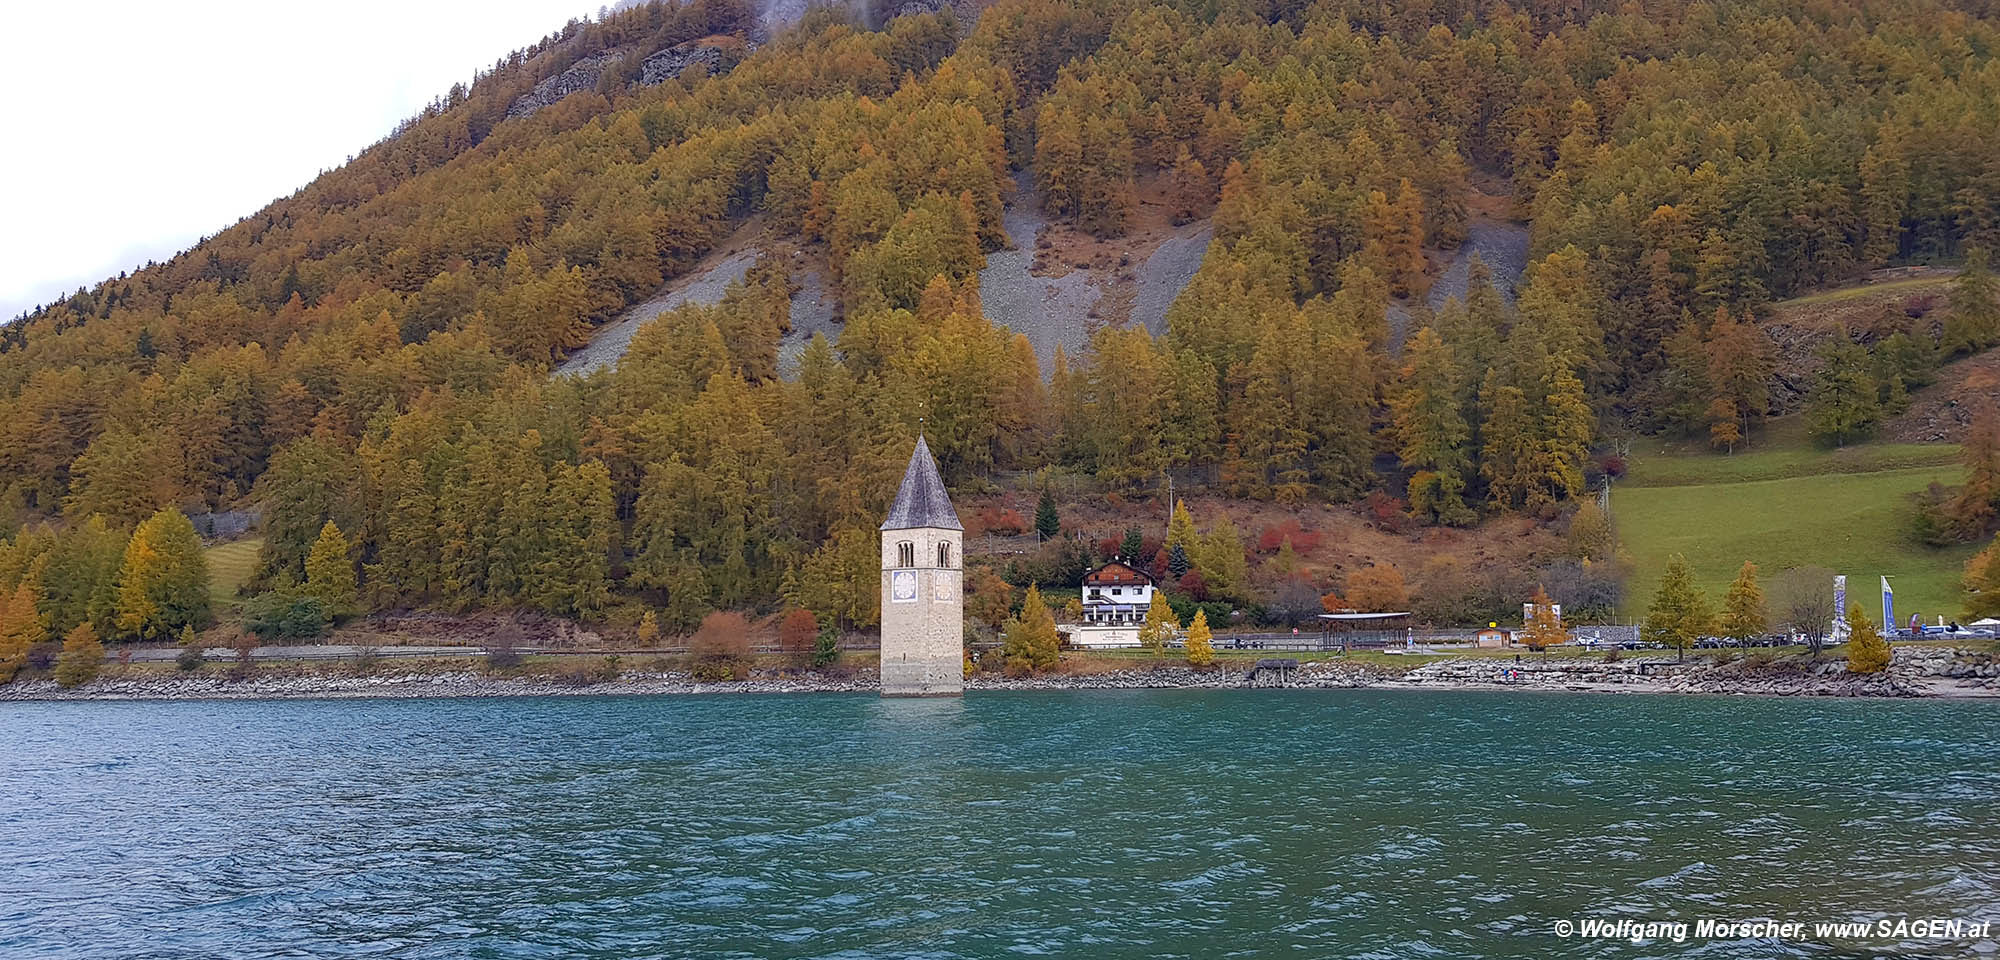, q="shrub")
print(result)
[976,506,1027,536]
[1256,519,1322,554]
[690,611,752,658]
[229,633,258,680]
[25,642,58,672]
[690,611,752,679]
[176,642,205,672]
[1365,492,1407,532]
[352,644,382,675]
[688,658,740,681]
[487,620,524,670]
[1345,564,1409,613]
[779,609,819,653]
[812,625,841,667]
[242,592,331,641]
